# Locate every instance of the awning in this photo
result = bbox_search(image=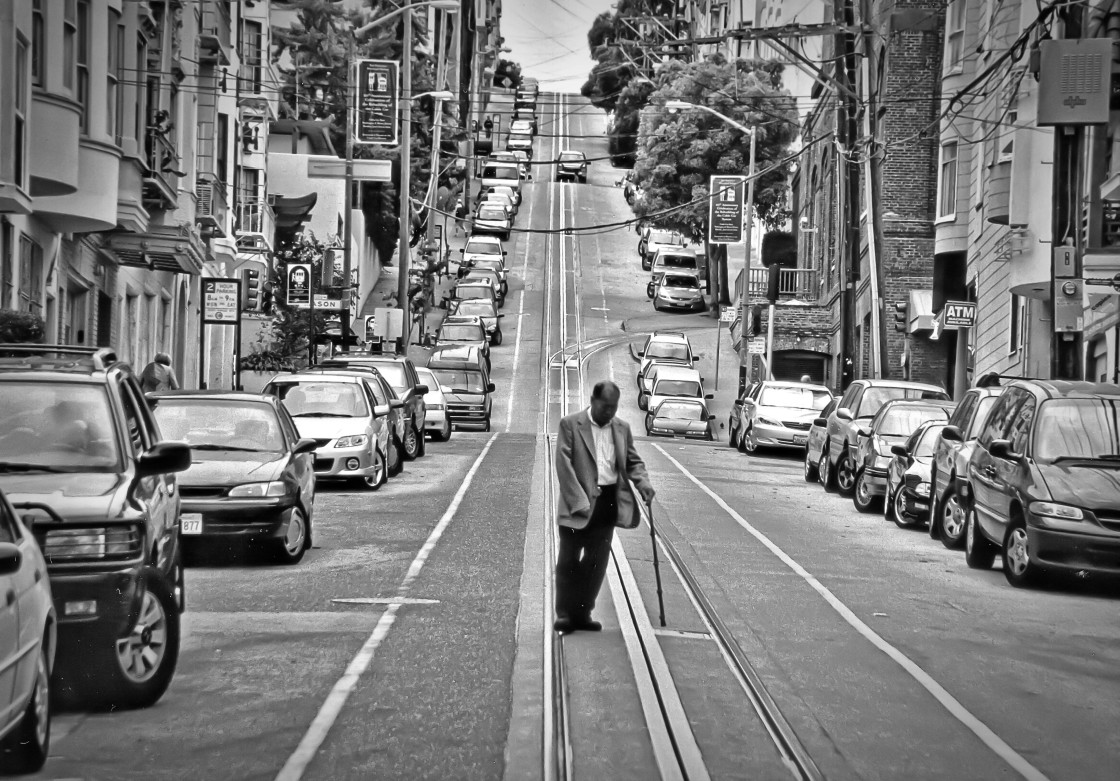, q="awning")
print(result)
[272,193,318,231]
[105,223,206,275]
